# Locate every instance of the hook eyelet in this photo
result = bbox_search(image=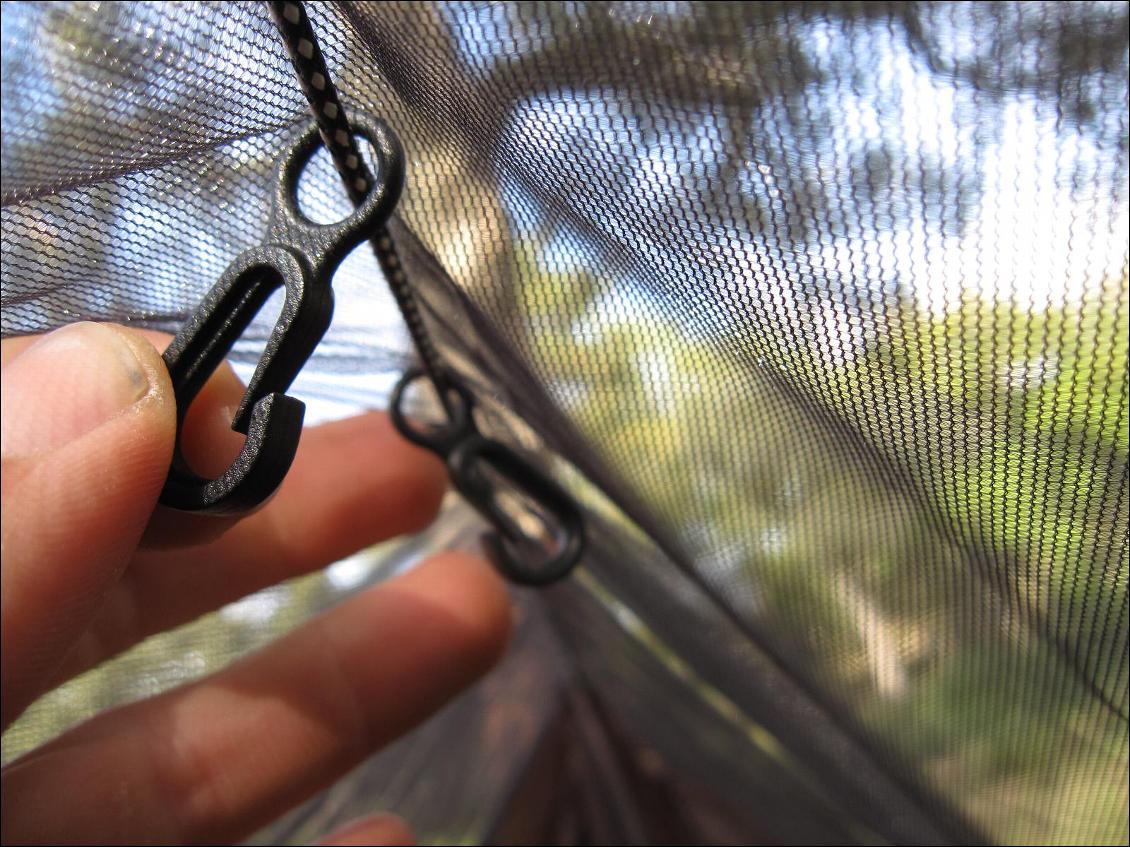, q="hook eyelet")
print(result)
[390,368,585,585]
